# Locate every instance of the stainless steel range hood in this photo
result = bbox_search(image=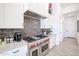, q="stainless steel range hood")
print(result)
[24,10,47,20]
